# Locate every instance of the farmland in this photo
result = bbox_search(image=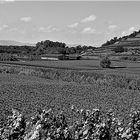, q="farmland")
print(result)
[0,72,140,124]
[1,59,140,139]
[1,46,140,139]
[1,59,140,76]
